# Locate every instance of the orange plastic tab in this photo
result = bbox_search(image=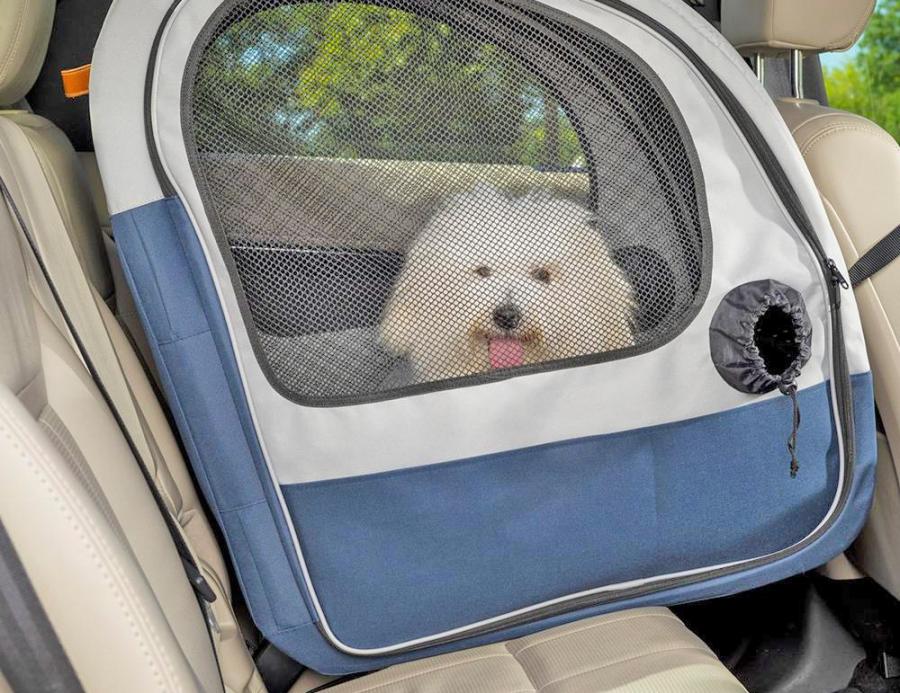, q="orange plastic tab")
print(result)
[61,64,91,99]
